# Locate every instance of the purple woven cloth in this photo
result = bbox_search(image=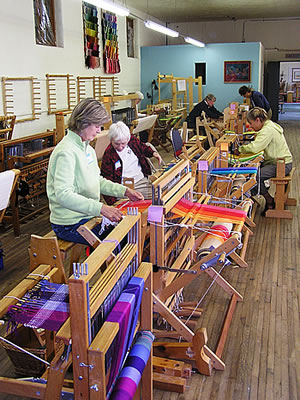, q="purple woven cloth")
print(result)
[110,331,154,400]
[6,281,69,331]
